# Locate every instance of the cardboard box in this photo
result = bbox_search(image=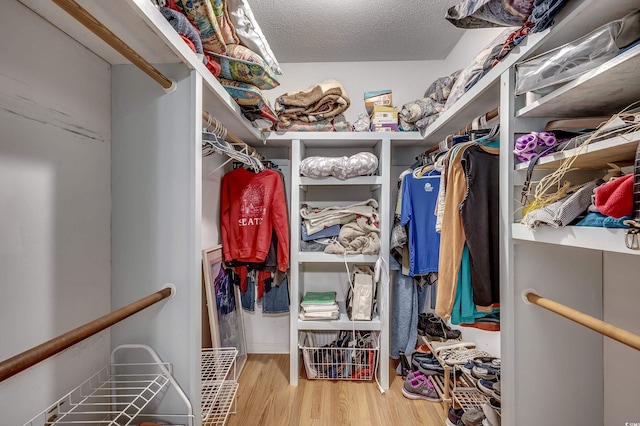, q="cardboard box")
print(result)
[371,106,398,124]
[364,90,392,114]
[371,123,399,132]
